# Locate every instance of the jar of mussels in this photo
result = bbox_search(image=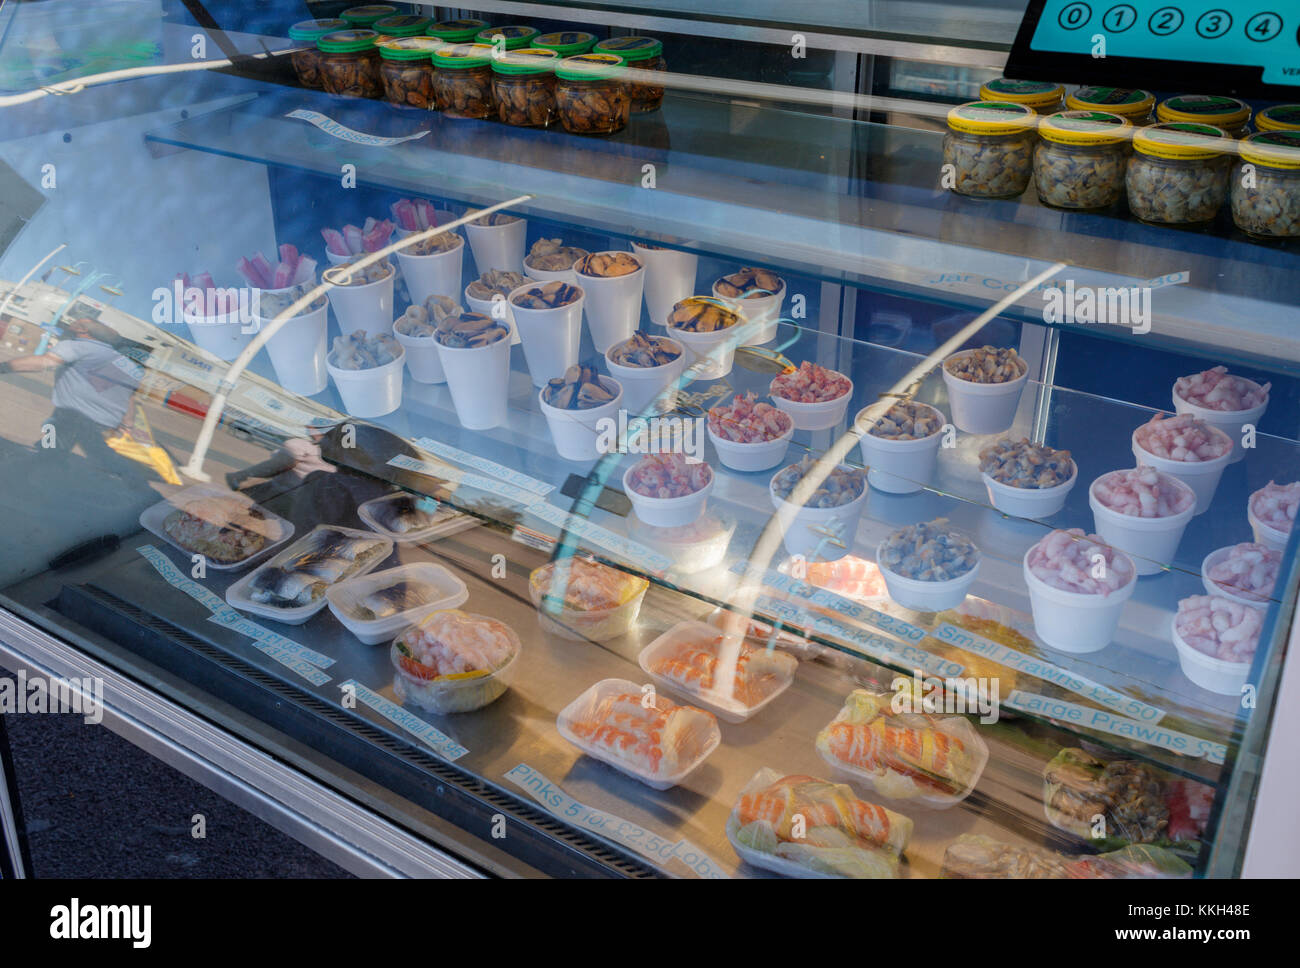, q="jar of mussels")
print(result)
[432,43,495,119]
[475,24,539,51]
[340,5,397,29]
[378,36,441,109]
[1065,86,1155,126]
[592,36,666,113]
[1156,95,1252,139]
[555,53,630,135]
[533,31,596,57]
[317,29,384,99]
[287,18,345,89]
[979,77,1065,115]
[372,14,431,39]
[426,19,488,44]
[491,48,560,127]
